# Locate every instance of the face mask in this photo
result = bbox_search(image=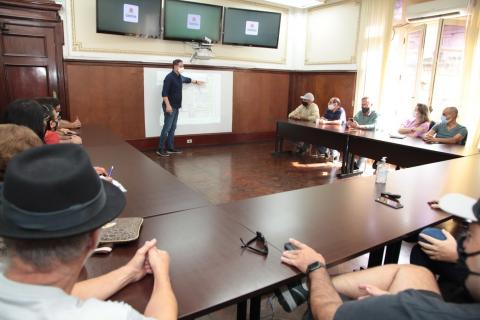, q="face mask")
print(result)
[178,67,185,74]
[328,104,335,111]
[362,107,370,114]
[456,232,480,287]
[302,101,309,107]
[441,115,448,123]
